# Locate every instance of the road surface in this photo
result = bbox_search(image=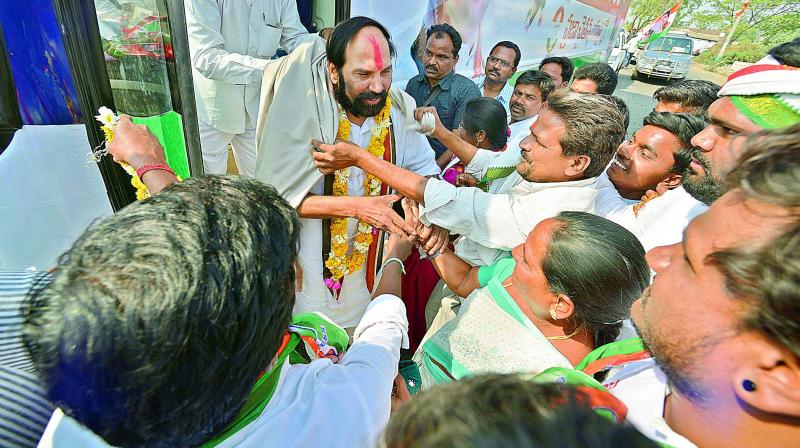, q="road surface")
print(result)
[612,65,726,137]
